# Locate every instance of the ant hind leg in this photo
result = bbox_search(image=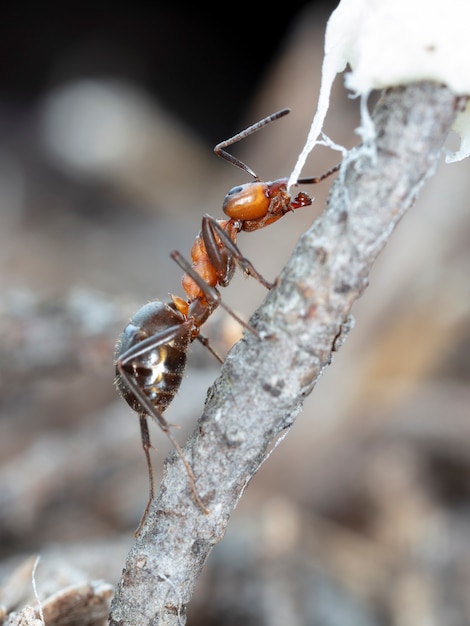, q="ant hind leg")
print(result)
[116,361,210,528]
[134,414,155,535]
